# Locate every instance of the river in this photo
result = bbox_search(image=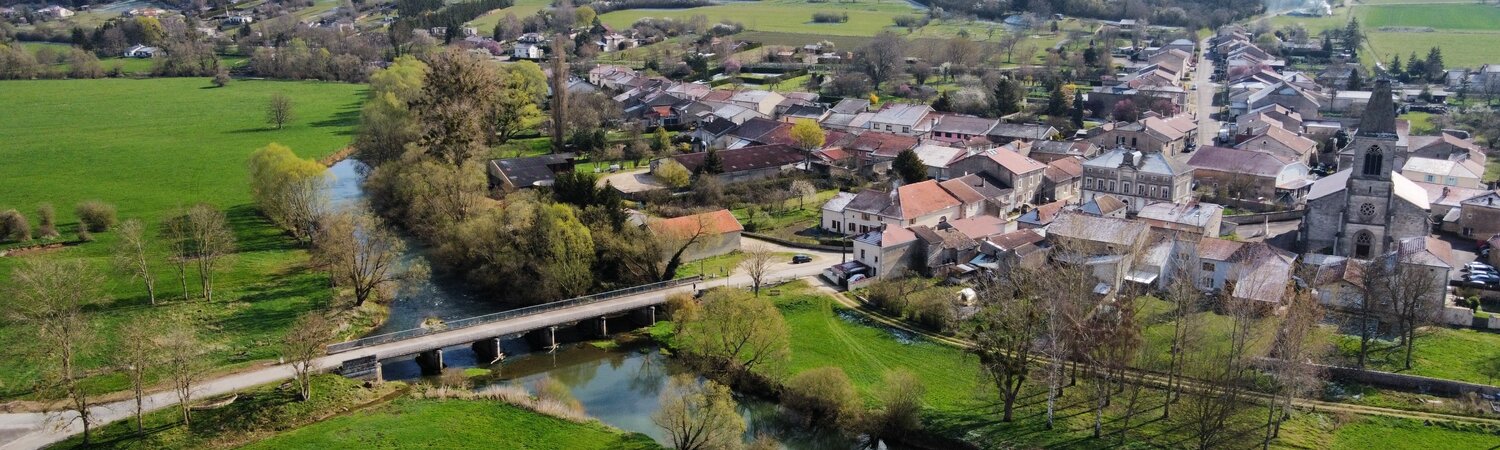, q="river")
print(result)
[322,159,869,449]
